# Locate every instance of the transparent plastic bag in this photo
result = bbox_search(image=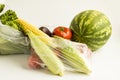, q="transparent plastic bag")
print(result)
[0,24,30,54]
[28,38,92,74]
[53,38,92,73]
[59,41,92,72]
